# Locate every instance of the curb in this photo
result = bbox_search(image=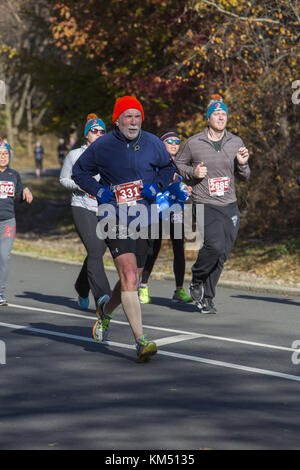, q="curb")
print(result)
[11,250,300,298]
